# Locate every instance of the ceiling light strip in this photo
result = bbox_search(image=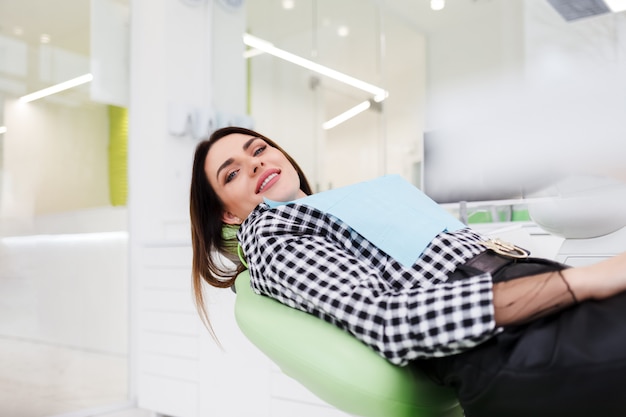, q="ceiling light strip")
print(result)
[19,73,94,103]
[243,33,388,101]
[322,100,371,130]
[431,0,445,11]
